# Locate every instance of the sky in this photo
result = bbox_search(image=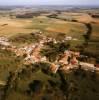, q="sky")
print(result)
[0,0,99,6]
